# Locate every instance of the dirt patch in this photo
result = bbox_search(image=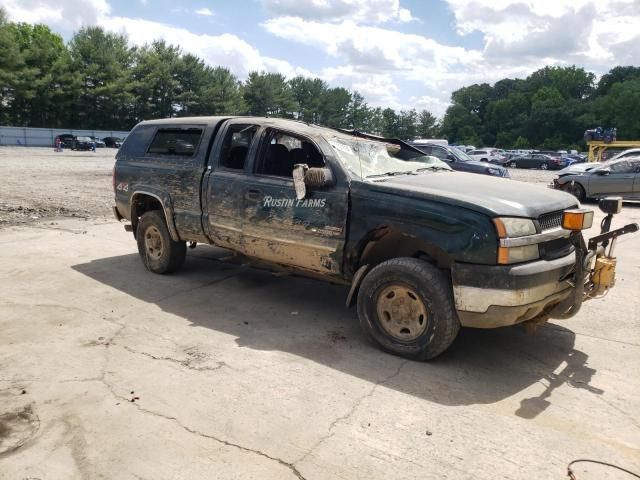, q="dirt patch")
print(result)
[0,405,40,456]
[327,330,347,342]
[0,147,116,227]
